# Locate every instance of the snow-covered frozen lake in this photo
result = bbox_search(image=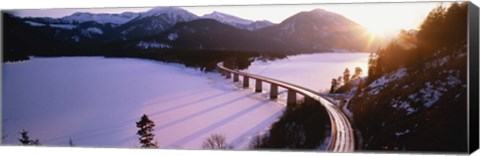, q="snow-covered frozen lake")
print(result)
[2,53,368,149]
[2,57,284,149]
[242,52,370,92]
